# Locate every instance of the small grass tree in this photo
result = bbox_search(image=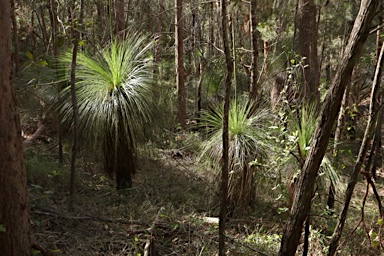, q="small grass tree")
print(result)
[280,104,343,204]
[200,99,272,214]
[58,34,154,189]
